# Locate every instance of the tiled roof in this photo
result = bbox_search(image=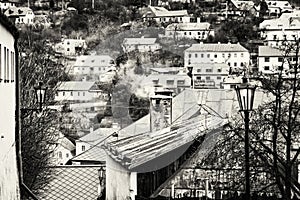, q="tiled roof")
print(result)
[40,165,101,200]
[80,127,120,143]
[185,43,248,52]
[56,81,96,91]
[258,46,290,57]
[74,55,114,67]
[123,37,157,45]
[4,6,32,17]
[71,146,106,163]
[166,22,211,31]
